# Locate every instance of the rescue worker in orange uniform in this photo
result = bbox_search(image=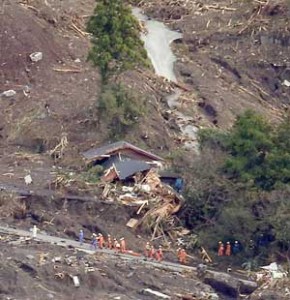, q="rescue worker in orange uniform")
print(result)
[218,241,225,256]
[178,248,187,264]
[155,246,164,262]
[98,233,104,249]
[225,241,231,256]
[114,238,121,253]
[144,242,151,257]
[120,237,126,253]
[149,245,155,259]
[107,234,112,249]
